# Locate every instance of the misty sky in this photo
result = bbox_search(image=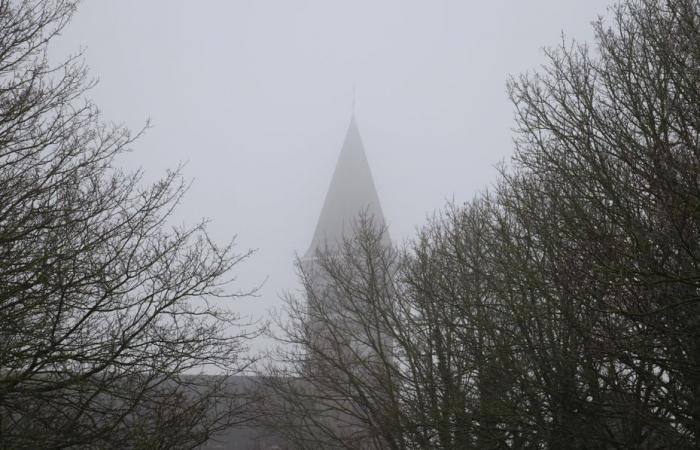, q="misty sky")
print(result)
[52,0,612,340]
